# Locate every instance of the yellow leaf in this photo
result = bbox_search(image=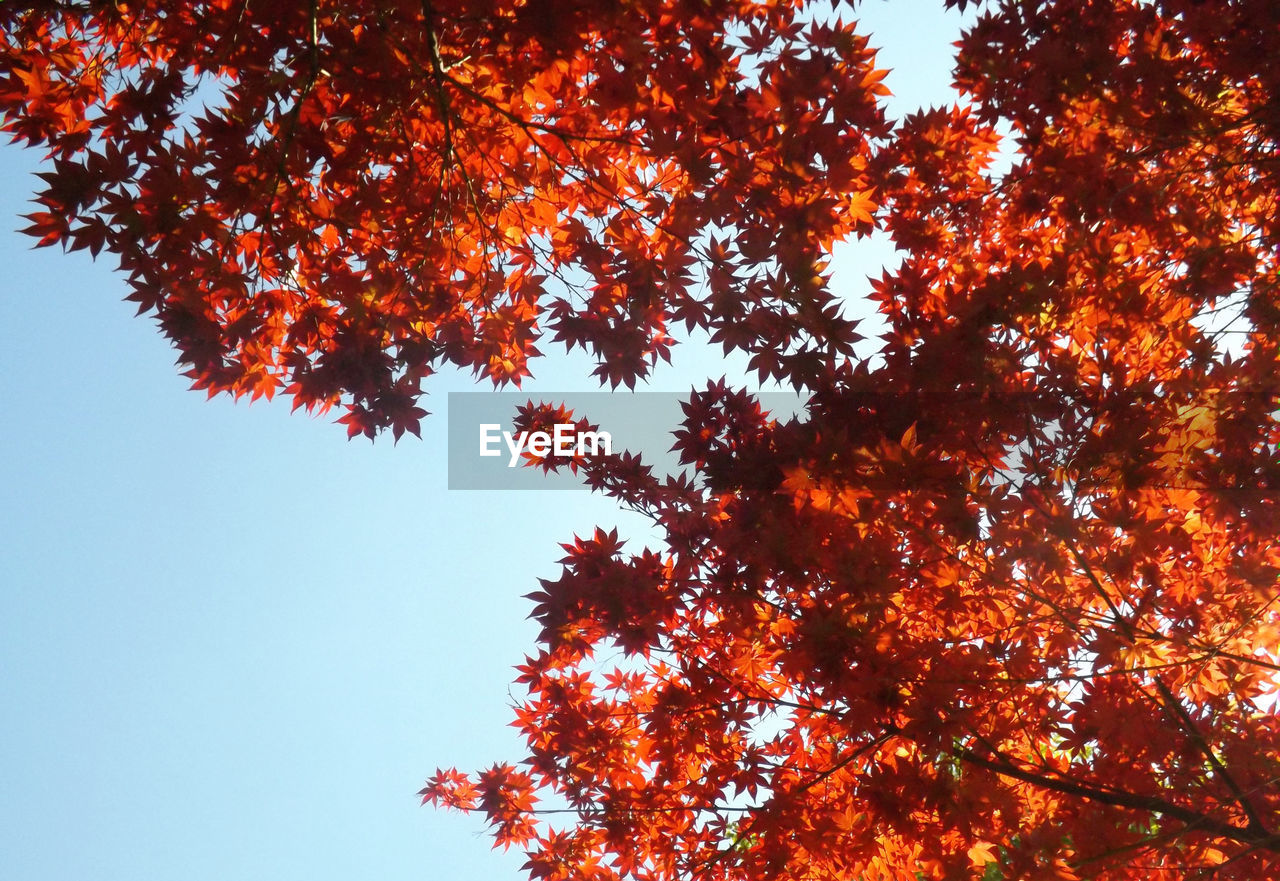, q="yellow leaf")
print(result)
[967,841,998,867]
